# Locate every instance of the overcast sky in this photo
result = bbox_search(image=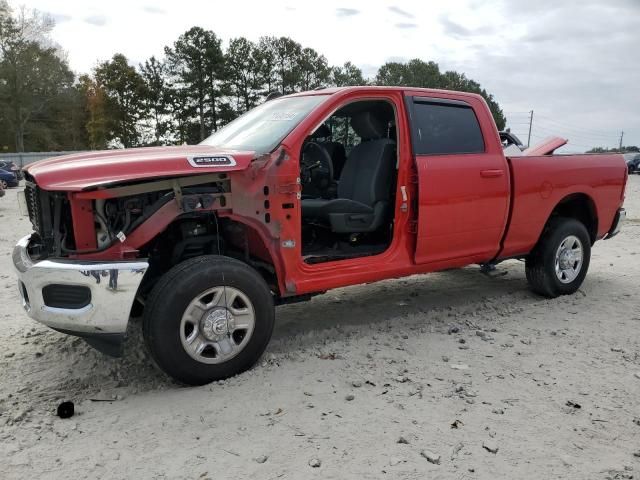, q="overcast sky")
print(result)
[19,0,640,151]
